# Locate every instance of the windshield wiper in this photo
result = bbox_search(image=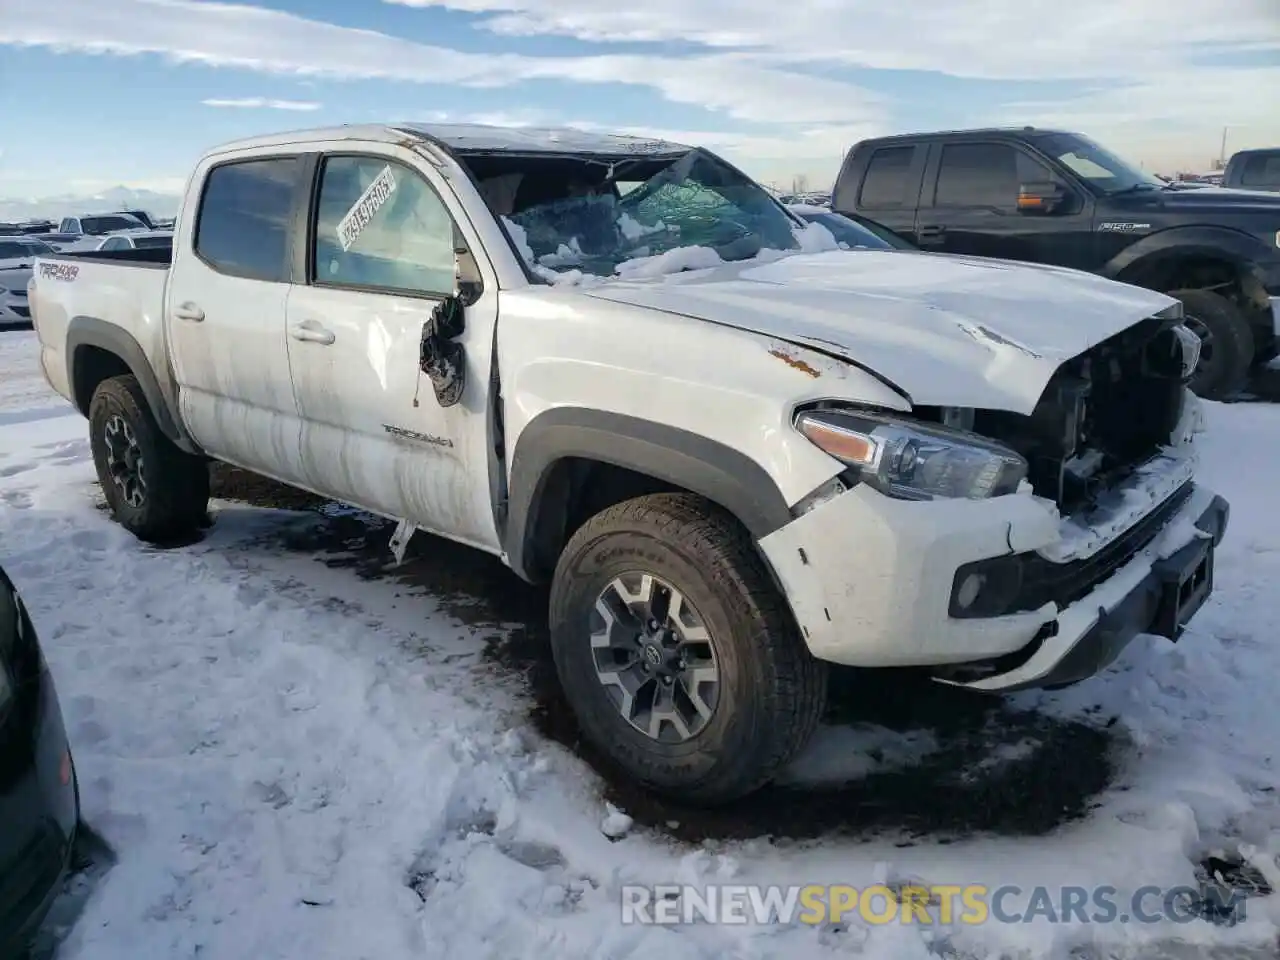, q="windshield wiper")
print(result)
[1107,182,1160,197]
